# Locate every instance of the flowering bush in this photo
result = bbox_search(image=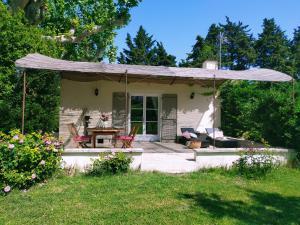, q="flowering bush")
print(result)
[232,148,279,179]
[0,130,63,193]
[88,151,132,176]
